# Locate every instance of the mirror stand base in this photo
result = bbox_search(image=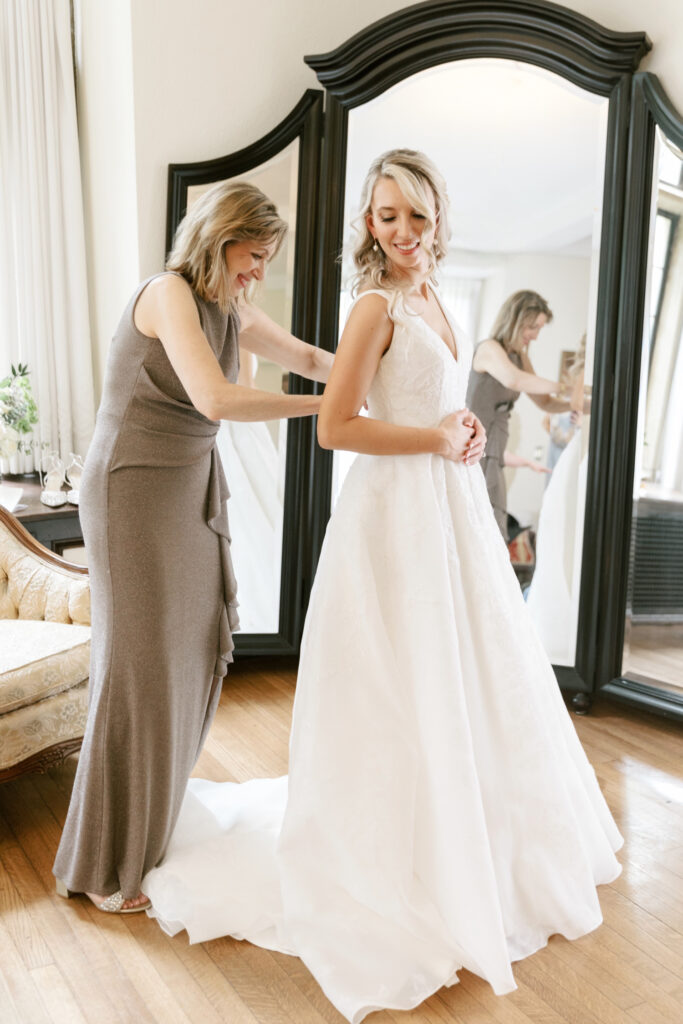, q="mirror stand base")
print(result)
[571,692,593,715]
